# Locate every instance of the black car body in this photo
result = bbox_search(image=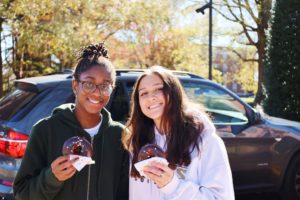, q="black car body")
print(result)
[0,70,300,200]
